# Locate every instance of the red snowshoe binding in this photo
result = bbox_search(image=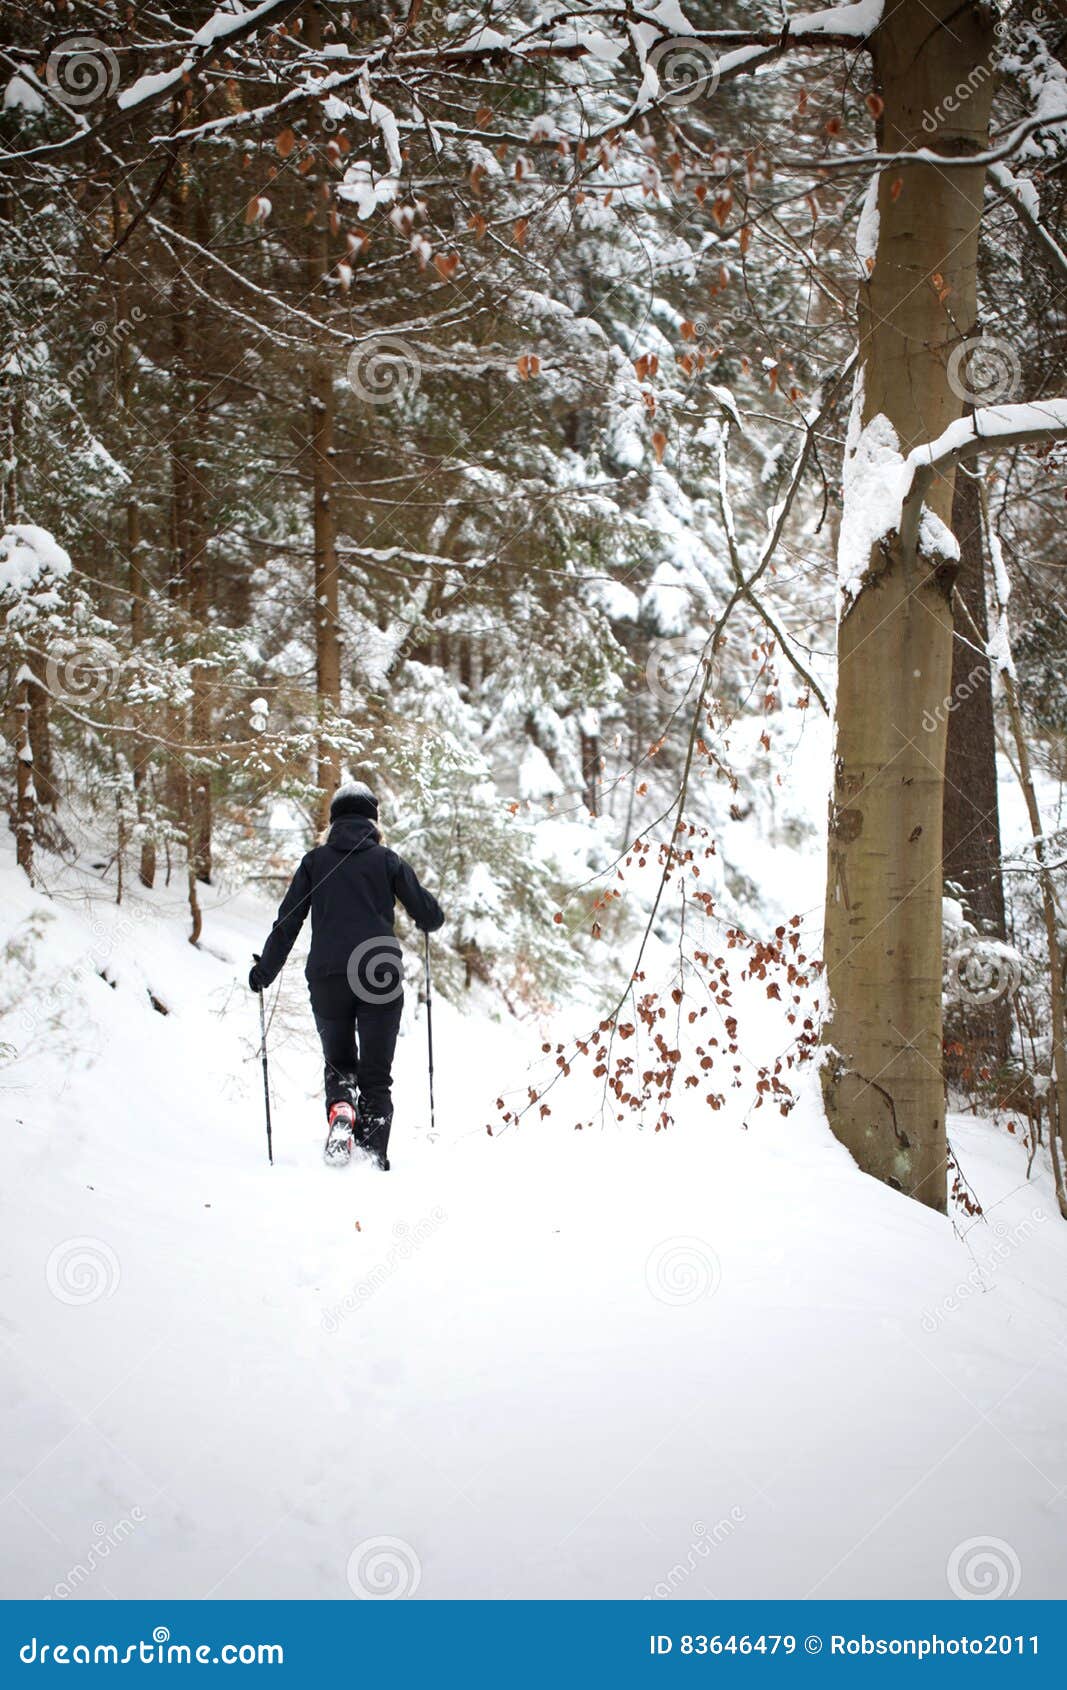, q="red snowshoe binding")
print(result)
[324,1100,356,1167]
